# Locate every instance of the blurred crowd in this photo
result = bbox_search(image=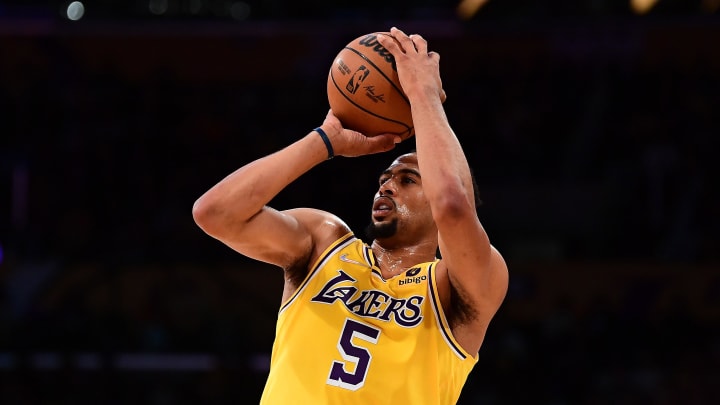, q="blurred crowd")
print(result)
[1,18,718,404]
